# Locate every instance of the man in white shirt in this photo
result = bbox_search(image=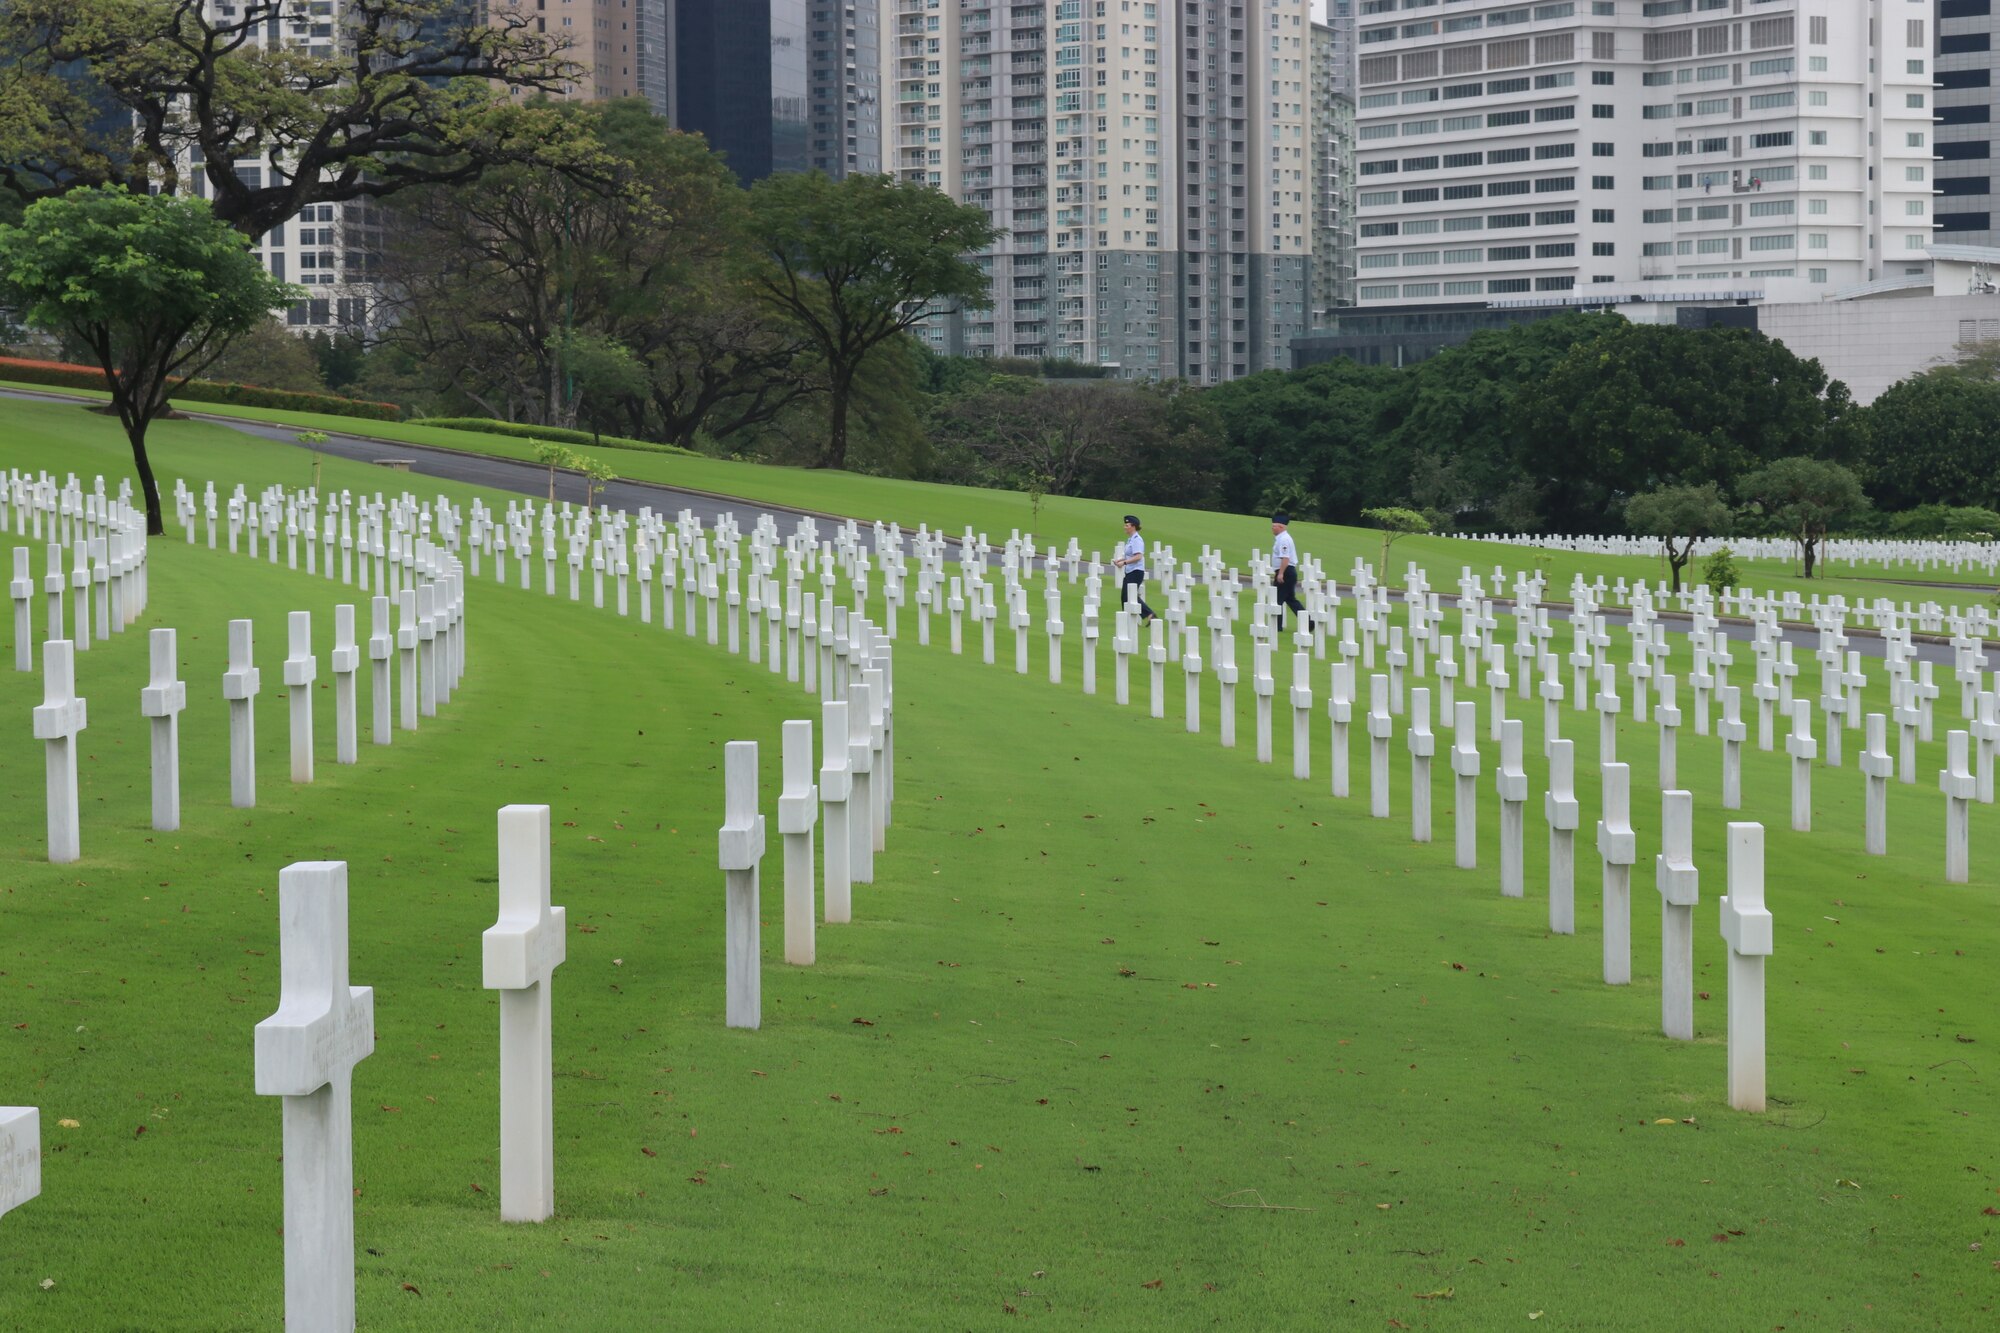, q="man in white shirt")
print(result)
[1110,514,1155,622]
[1270,512,1307,633]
